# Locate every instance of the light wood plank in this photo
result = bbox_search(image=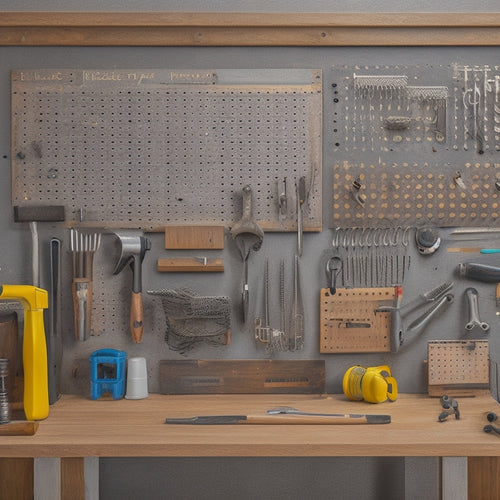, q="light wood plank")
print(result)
[1,12,500,46]
[2,12,500,28]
